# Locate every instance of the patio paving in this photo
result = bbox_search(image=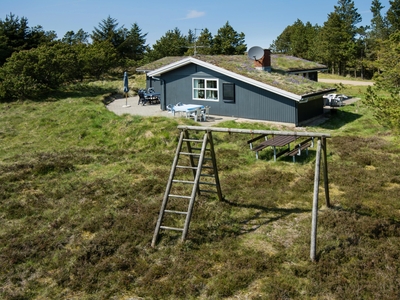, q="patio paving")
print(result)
[106,95,359,128]
[106,96,238,126]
